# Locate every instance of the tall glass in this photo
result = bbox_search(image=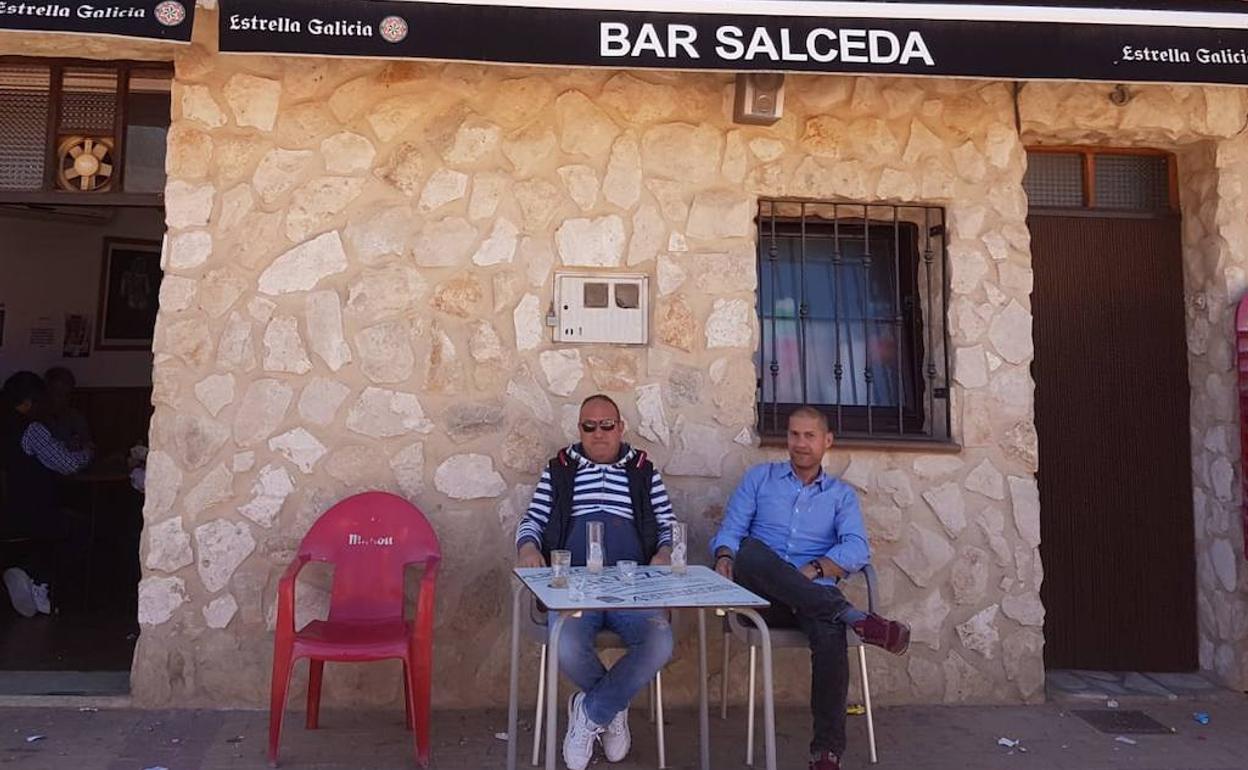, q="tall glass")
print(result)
[551,549,572,588]
[586,521,604,574]
[671,521,688,575]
